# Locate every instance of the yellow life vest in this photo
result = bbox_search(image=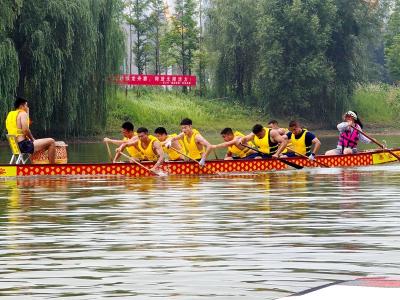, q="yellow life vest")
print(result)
[183,129,204,160]
[123,134,142,159]
[228,131,254,158]
[253,127,278,154]
[5,109,26,137]
[162,133,185,161]
[137,135,159,161]
[290,129,311,155]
